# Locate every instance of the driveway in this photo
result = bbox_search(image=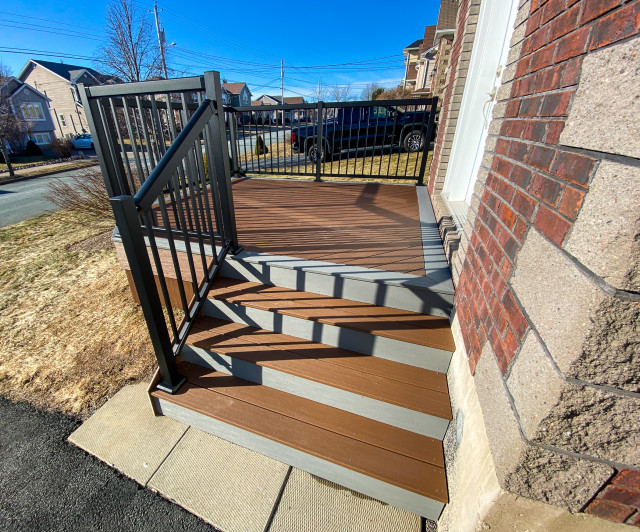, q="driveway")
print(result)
[0,168,89,228]
[0,395,217,531]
